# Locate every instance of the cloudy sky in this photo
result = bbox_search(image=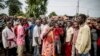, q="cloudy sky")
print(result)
[0,0,100,17]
